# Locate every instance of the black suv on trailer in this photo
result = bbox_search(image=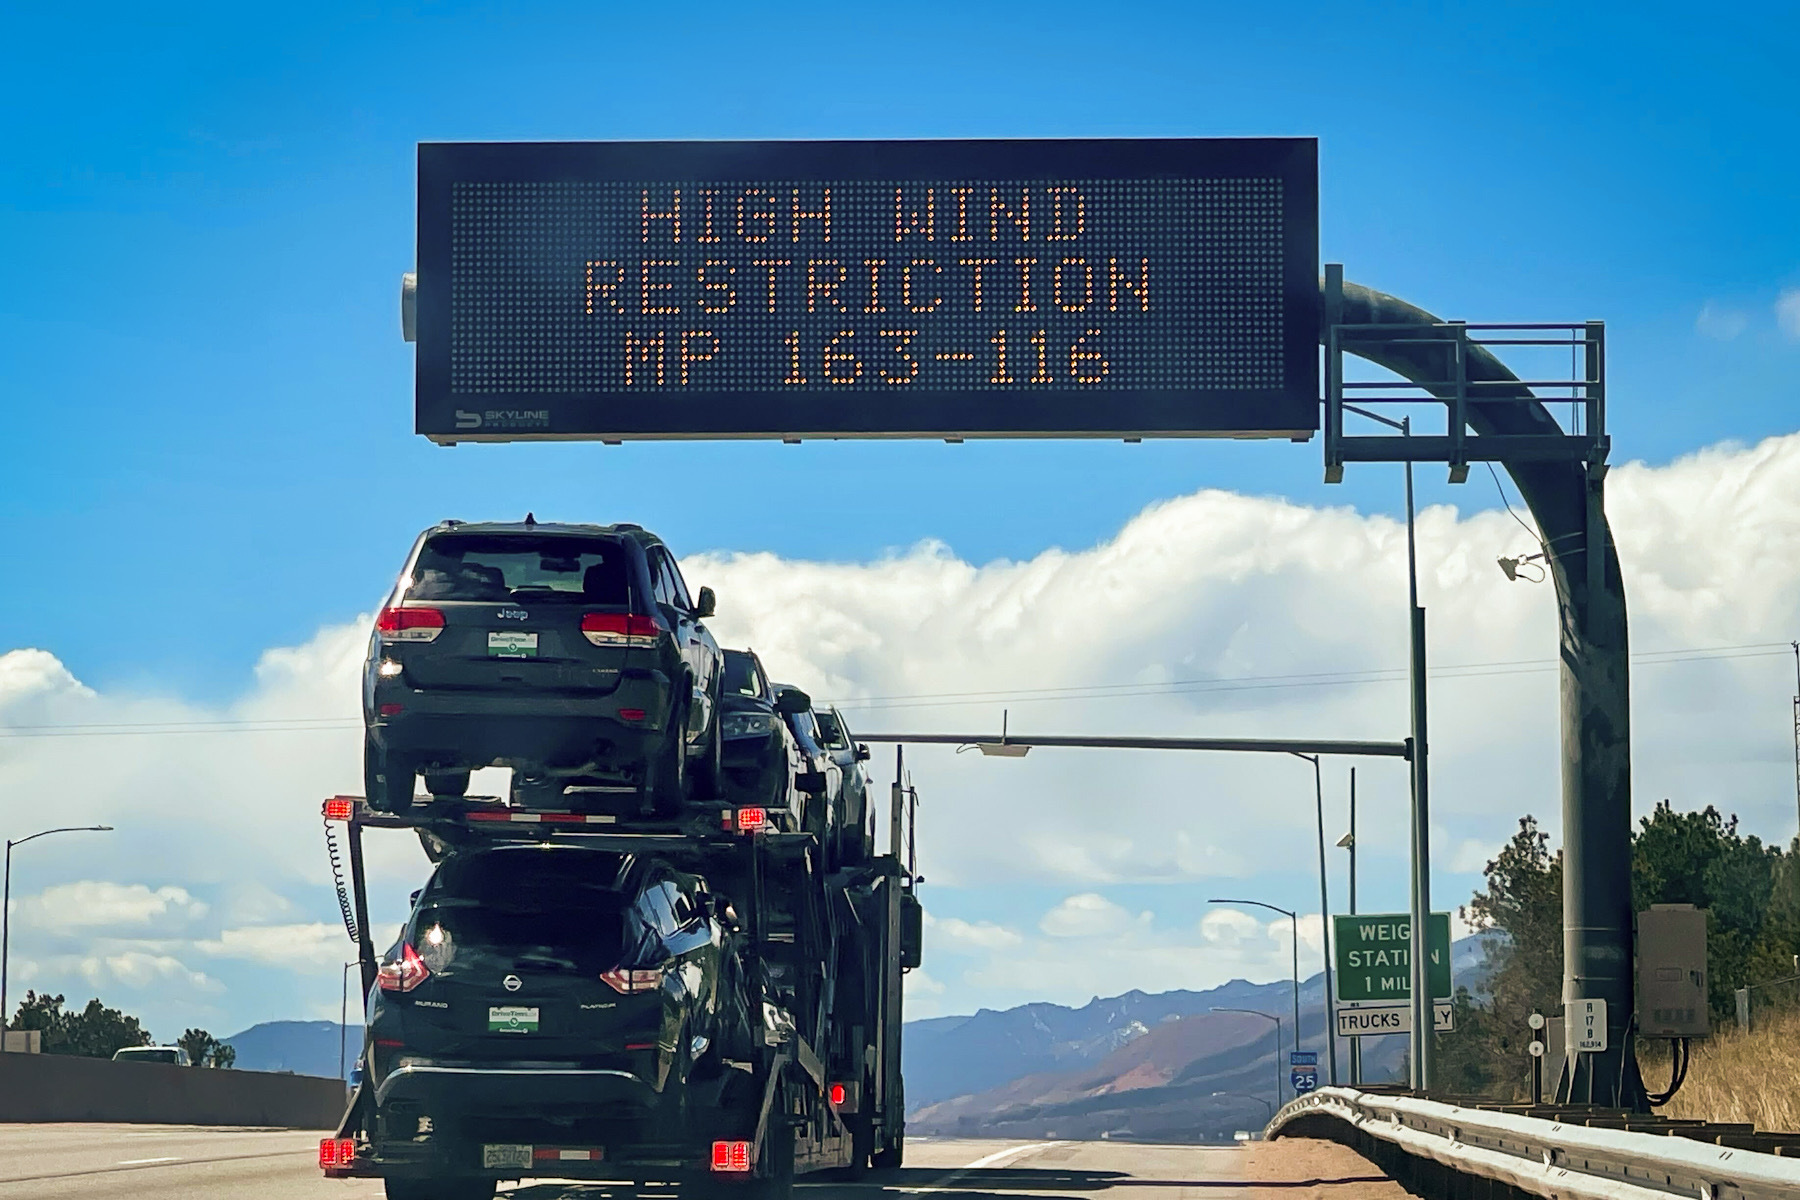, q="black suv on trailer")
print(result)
[363,520,722,813]
[718,649,809,829]
[364,843,749,1200]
